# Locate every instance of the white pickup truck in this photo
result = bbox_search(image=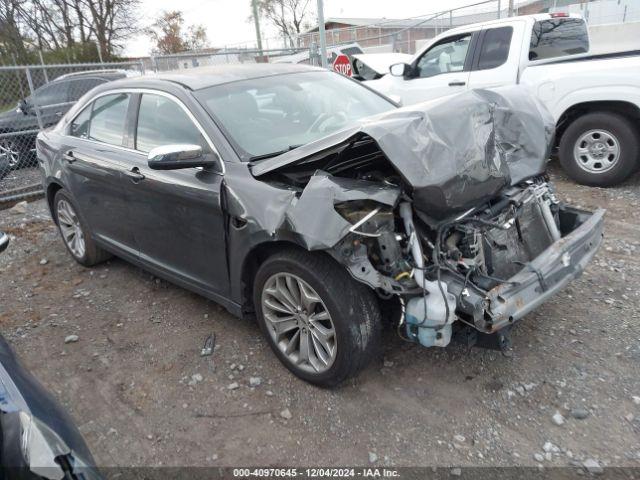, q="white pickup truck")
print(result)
[368,13,640,187]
